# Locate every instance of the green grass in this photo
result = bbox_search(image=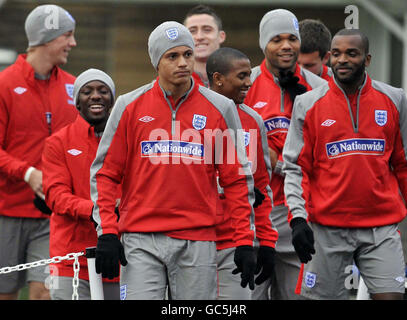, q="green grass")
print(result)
[18,286,29,300]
